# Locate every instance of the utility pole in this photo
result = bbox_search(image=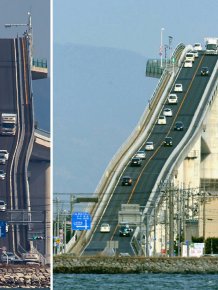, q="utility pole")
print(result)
[164,190,168,256]
[169,186,174,257]
[146,213,150,256]
[153,205,157,256]
[203,190,206,242]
